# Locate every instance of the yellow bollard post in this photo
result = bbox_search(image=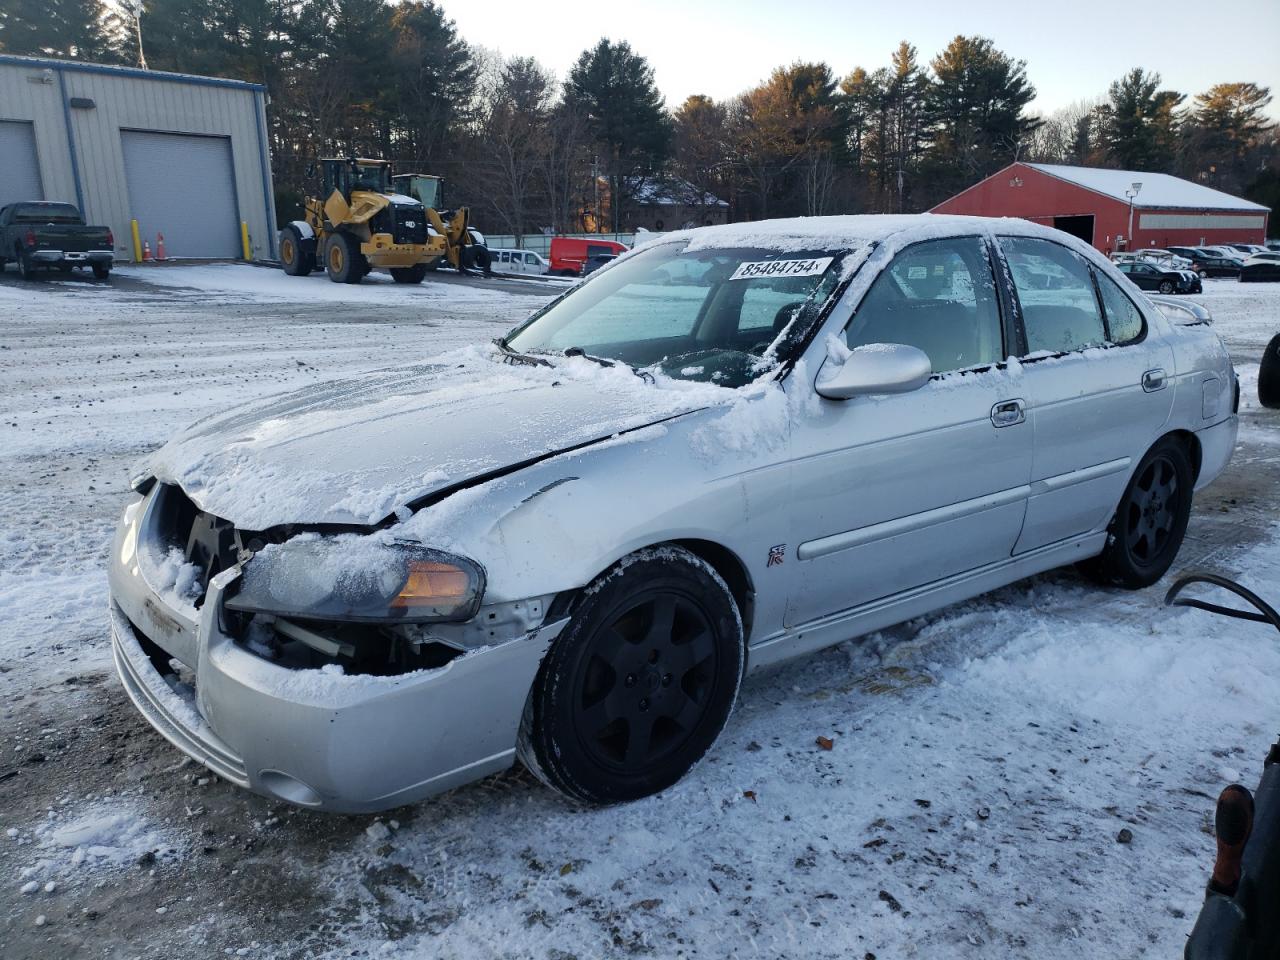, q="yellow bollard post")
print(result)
[130,219,142,263]
[241,222,251,261]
